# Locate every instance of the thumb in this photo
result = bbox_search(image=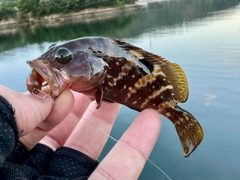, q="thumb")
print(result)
[0,85,53,136]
